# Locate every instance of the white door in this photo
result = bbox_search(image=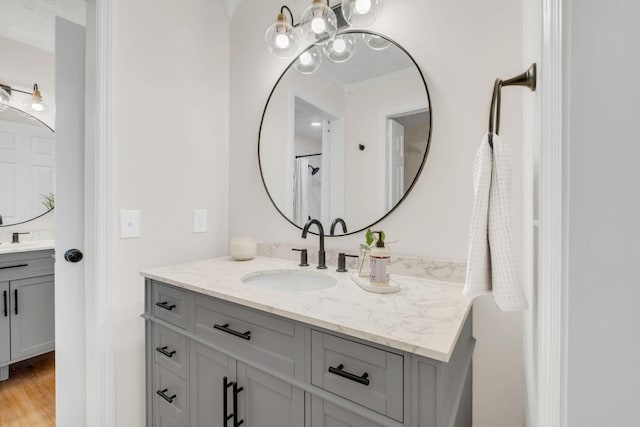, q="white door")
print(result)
[55,17,87,426]
[387,119,405,209]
